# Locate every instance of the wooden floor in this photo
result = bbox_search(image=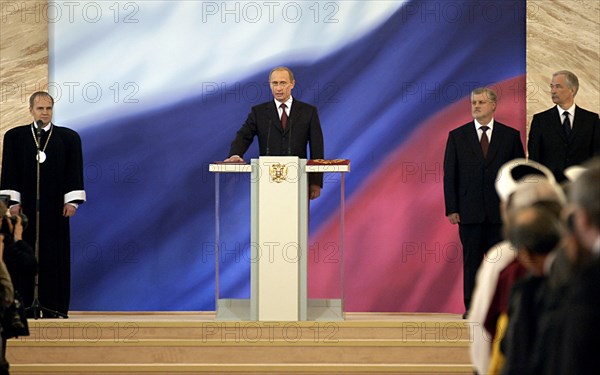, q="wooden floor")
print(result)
[7,312,473,374]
